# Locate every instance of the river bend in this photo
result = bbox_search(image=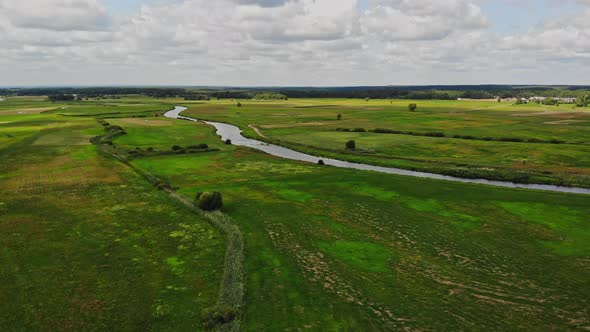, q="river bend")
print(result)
[165,106,590,195]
